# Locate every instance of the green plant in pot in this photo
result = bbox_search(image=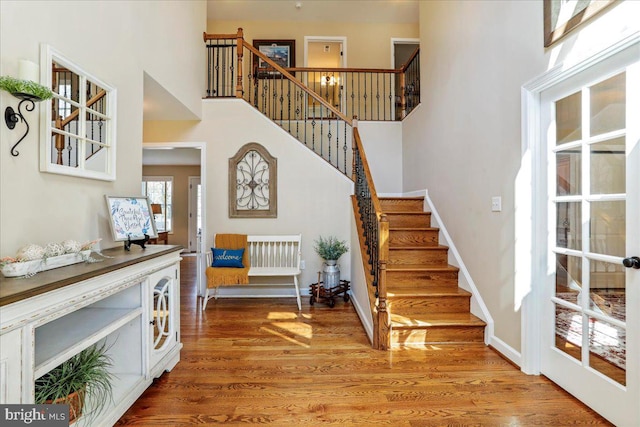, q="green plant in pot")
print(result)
[314,236,349,291]
[35,342,114,425]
